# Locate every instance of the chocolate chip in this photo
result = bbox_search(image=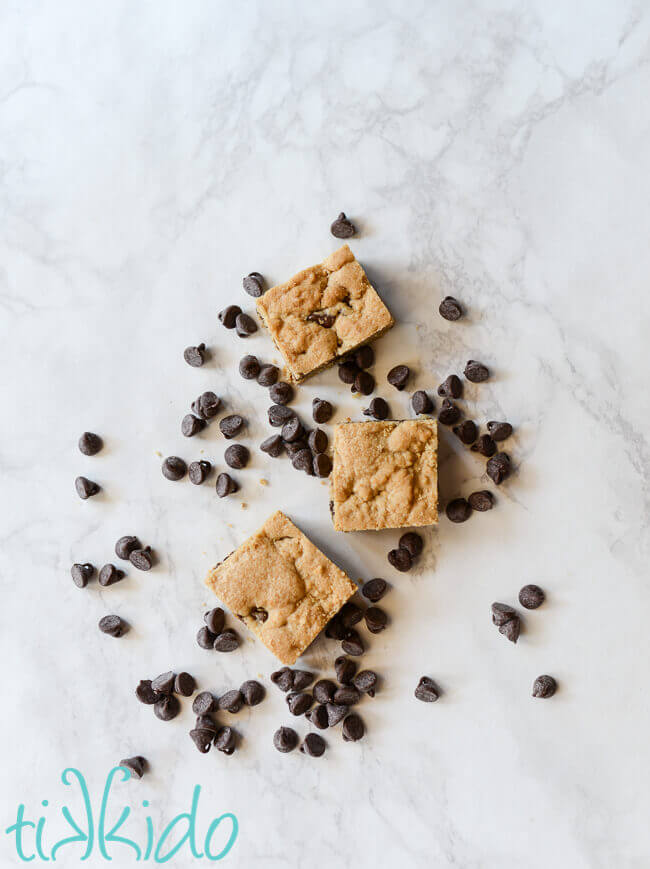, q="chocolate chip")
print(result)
[331,212,356,238]
[192,391,221,421]
[414,676,439,702]
[257,364,279,387]
[260,434,284,460]
[136,680,160,705]
[129,547,153,571]
[181,414,205,438]
[240,680,265,706]
[269,381,294,405]
[438,399,460,425]
[340,602,363,629]
[120,756,146,779]
[307,429,327,454]
[341,630,364,656]
[387,365,410,390]
[342,713,364,741]
[333,686,361,705]
[115,536,139,560]
[468,490,493,511]
[446,498,472,523]
[174,672,195,696]
[352,346,374,370]
[78,432,103,455]
[243,272,265,297]
[307,704,329,729]
[335,656,357,685]
[153,695,178,721]
[464,360,489,383]
[273,726,298,753]
[399,532,423,558]
[301,733,326,757]
[75,476,100,499]
[204,607,225,635]
[235,312,257,337]
[98,615,126,637]
[152,671,175,695]
[313,680,336,704]
[471,434,496,457]
[491,602,517,627]
[291,670,314,691]
[364,607,388,634]
[189,729,213,753]
[325,615,346,640]
[98,564,125,587]
[353,670,377,697]
[439,296,463,321]
[411,390,433,414]
[184,343,206,367]
[363,397,390,420]
[353,370,375,395]
[532,675,557,698]
[437,375,463,399]
[292,448,314,474]
[218,305,241,328]
[313,453,332,477]
[281,417,304,443]
[195,714,217,733]
[189,460,211,485]
[192,691,216,715]
[487,421,513,441]
[361,578,388,603]
[239,354,260,380]
[286,692,313,716]
[162,456,186,481]
[453,420,478,444]
[312,398,333,423]
[338,360,359,385]
[326,703,347,727]
[216,473,238,498]
[306,311,336,328]
[388,547,412,572]
[486,452,511,485]
[196,626,217,649]
[499,615,521,643]
[215,726,237,754]
[219,690,244,714]
[519,584,545,609]
[219,415,245,439]
[224,444,249,470]
[71,562,95,588]
[271,668,294,692]
[268,405,295,428]
[213,628,239,651]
